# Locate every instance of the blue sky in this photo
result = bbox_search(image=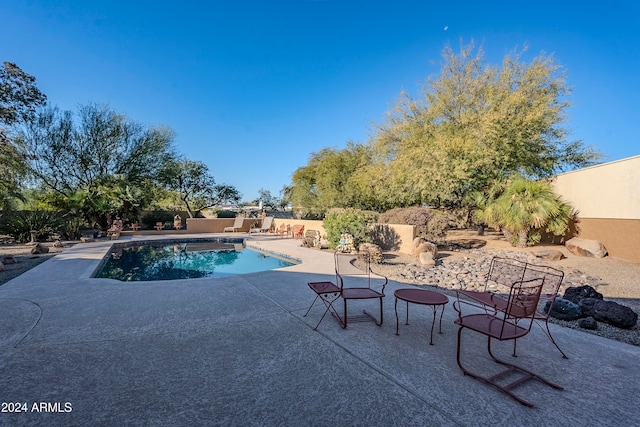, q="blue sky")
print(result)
[2,0,639,202]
